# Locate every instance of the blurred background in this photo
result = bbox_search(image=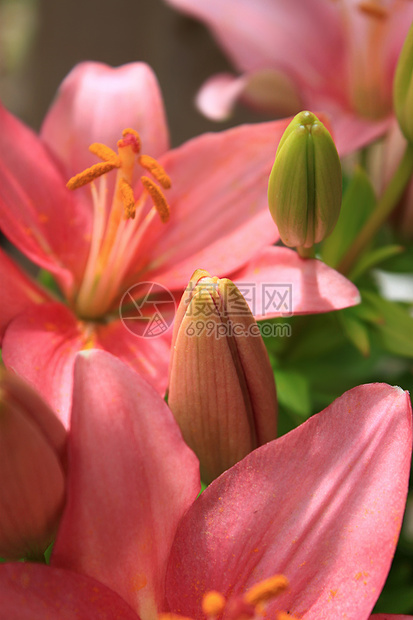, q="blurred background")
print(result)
[0,0,269,146]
